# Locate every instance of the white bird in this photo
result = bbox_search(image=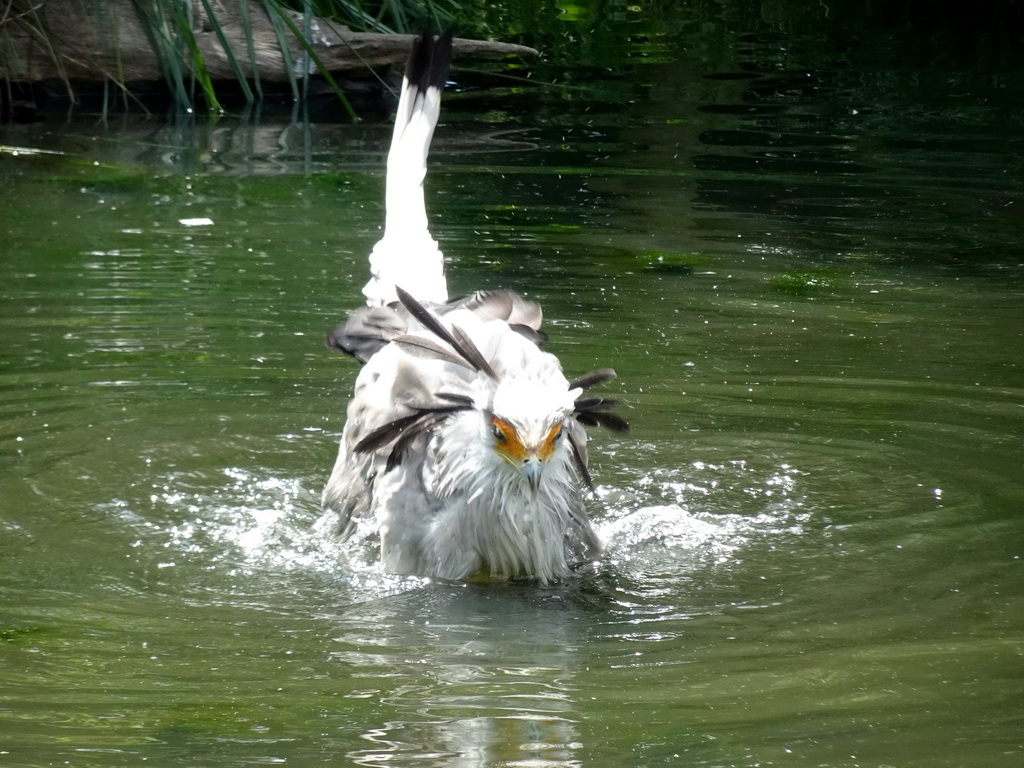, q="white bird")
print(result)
[322,32,627,583]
